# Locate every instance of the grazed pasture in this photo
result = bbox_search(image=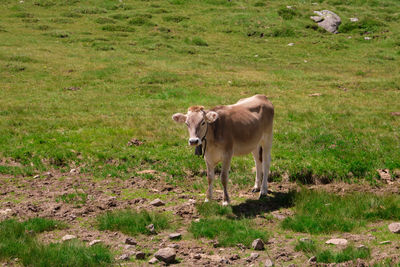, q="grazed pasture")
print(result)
[0,0,400,266]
